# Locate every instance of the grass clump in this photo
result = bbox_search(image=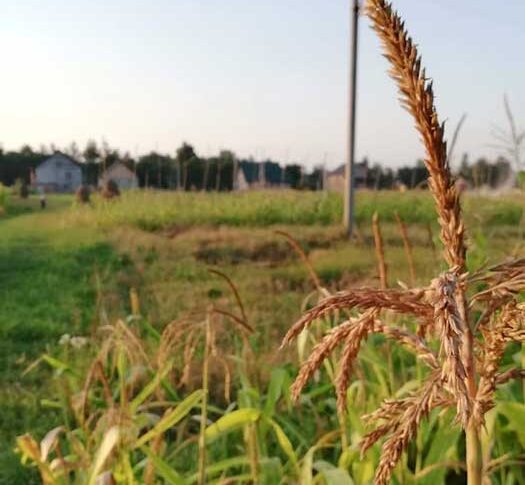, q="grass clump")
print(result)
[0,184,8,215]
